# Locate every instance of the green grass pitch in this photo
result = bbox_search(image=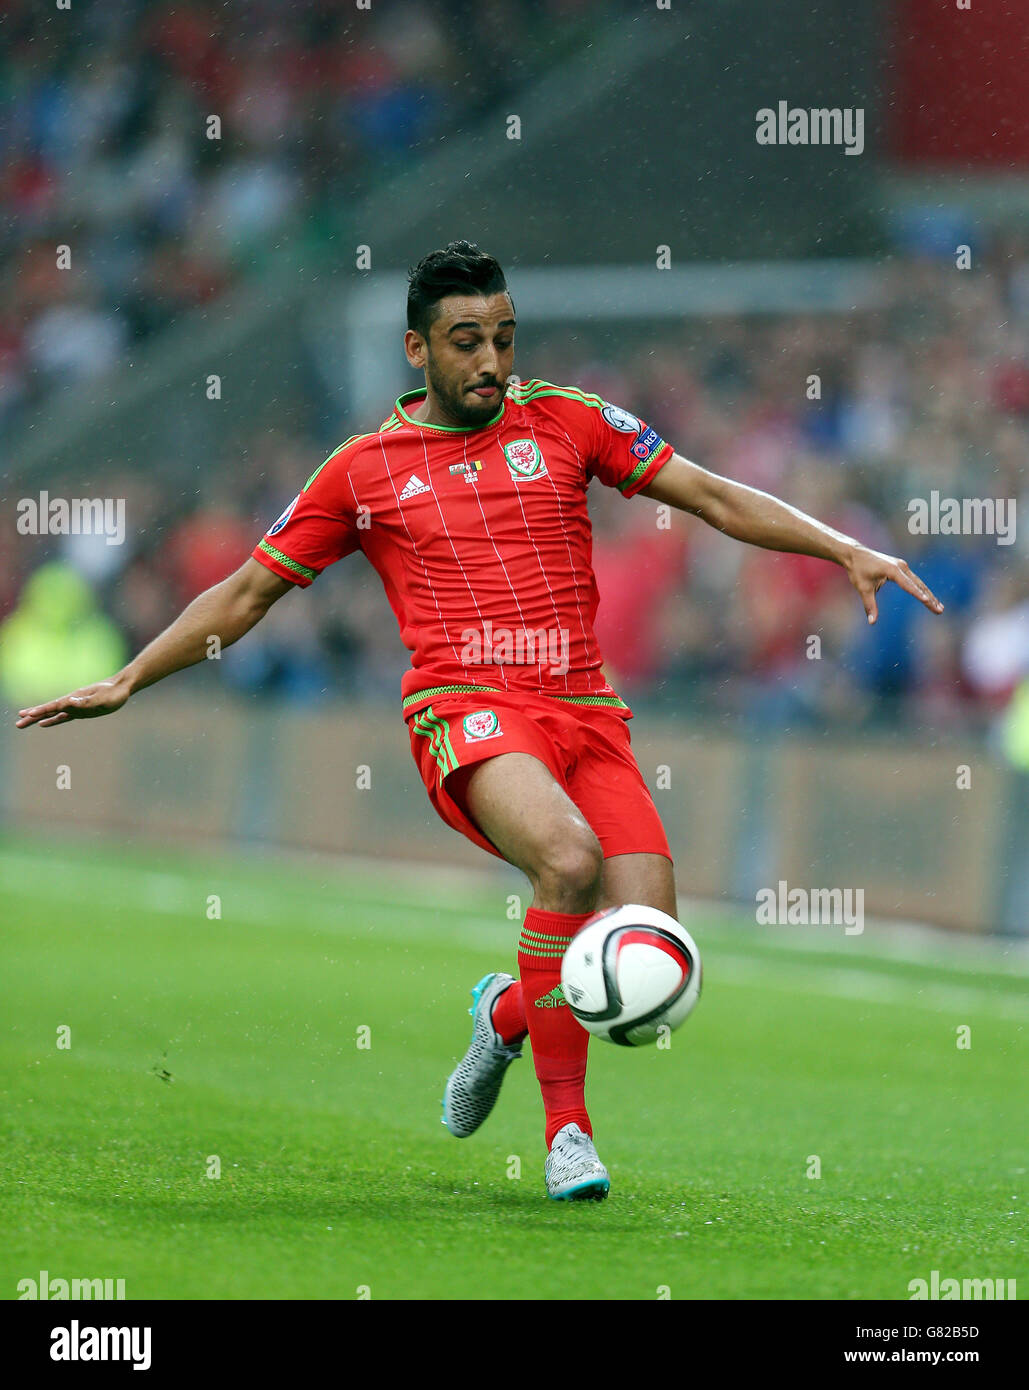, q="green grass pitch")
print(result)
[2,834,1025,1301]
